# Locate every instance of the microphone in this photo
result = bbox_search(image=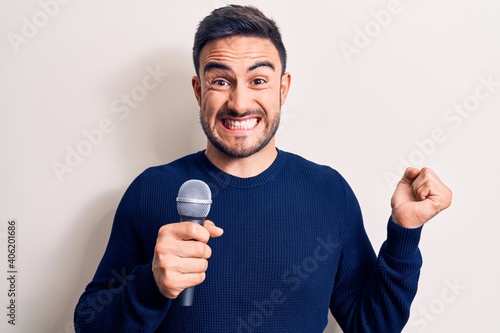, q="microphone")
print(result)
[176,179,212,306]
